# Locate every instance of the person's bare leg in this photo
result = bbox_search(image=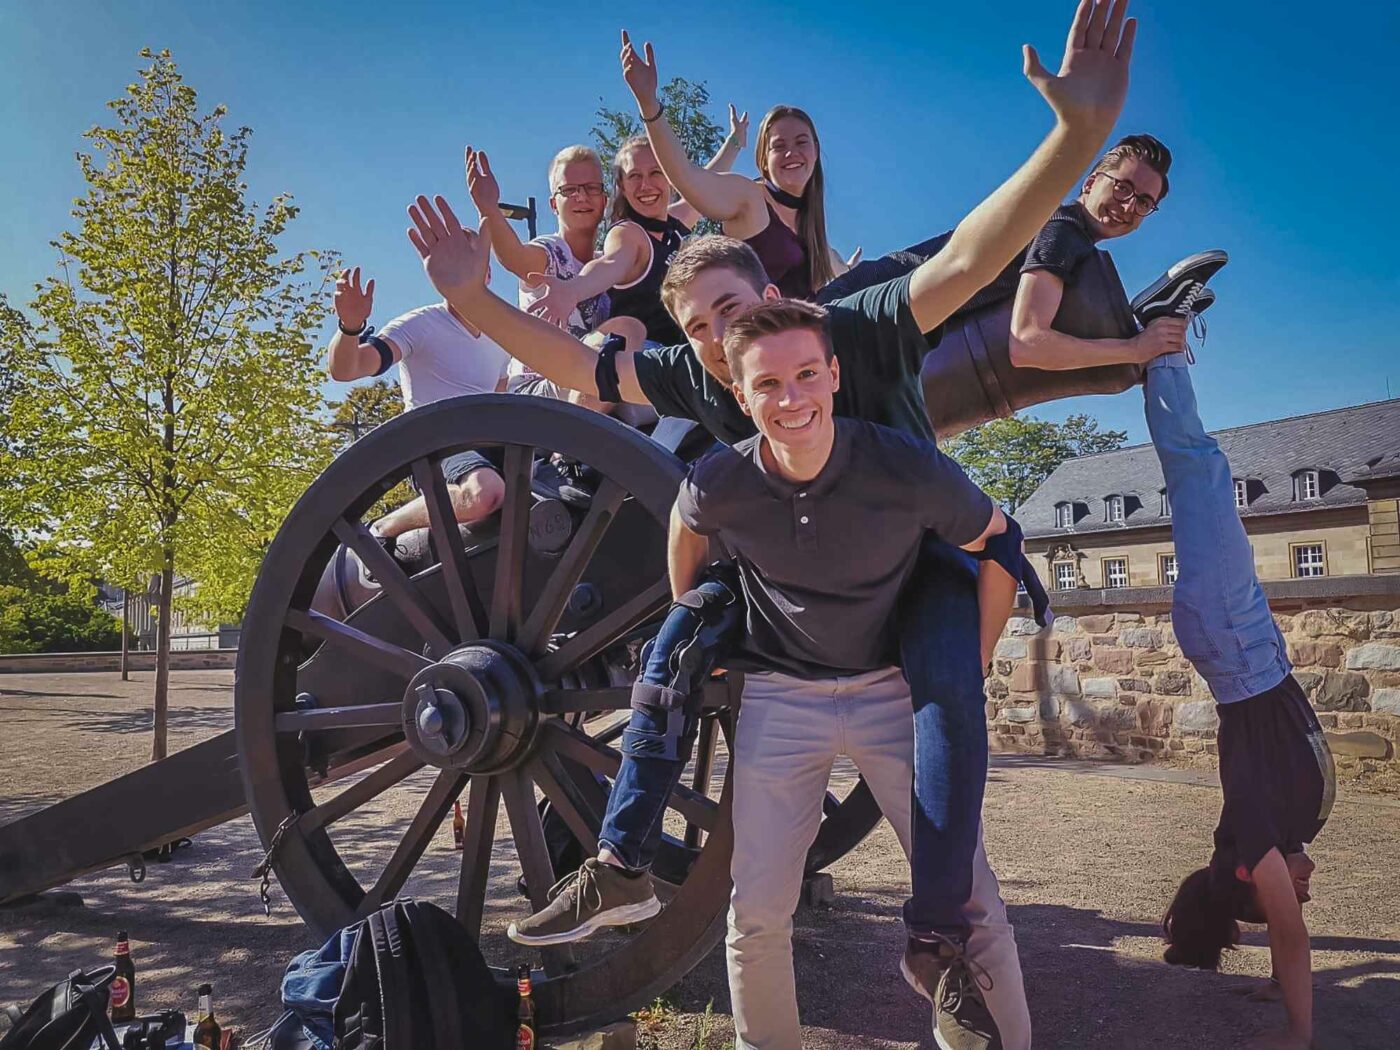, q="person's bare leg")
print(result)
[372,467,506,538]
